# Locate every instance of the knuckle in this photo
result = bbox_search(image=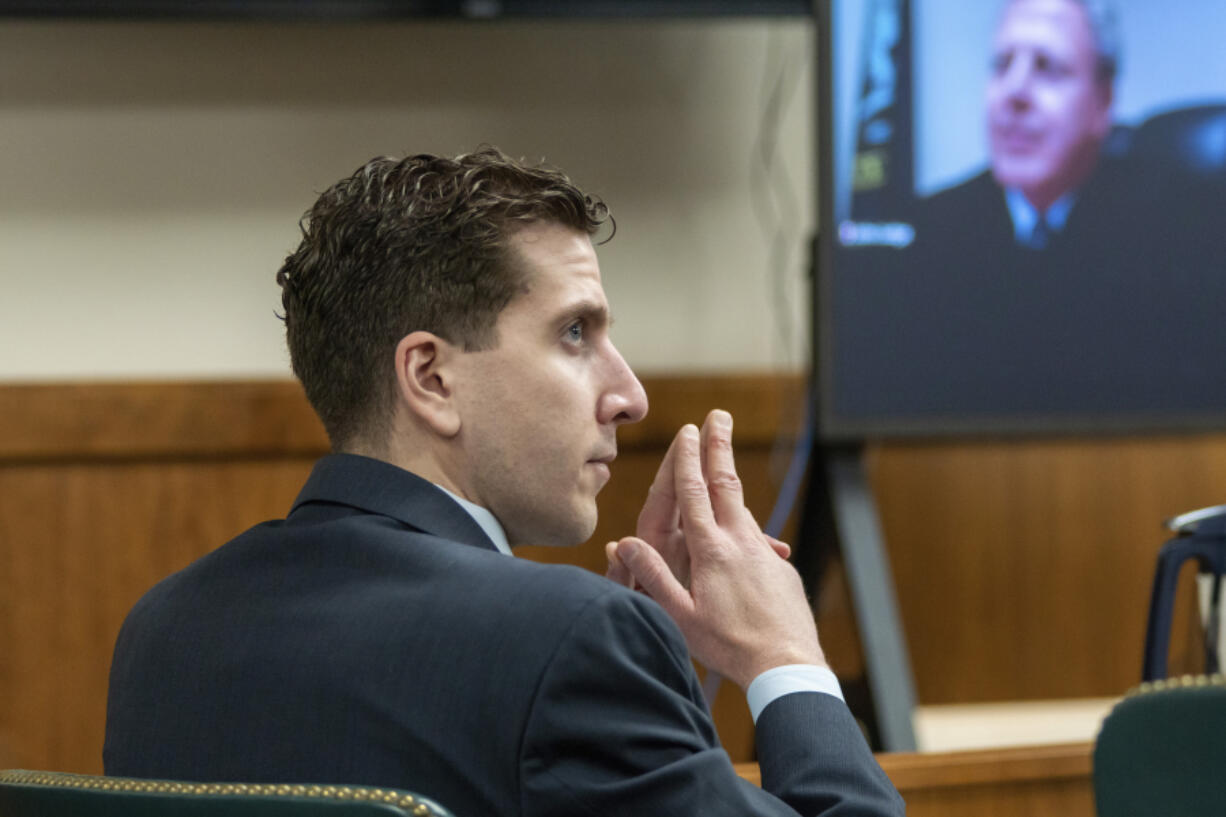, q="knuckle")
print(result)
[677,478,709,503]
[698,533,737,561]
[706,470,742,493]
